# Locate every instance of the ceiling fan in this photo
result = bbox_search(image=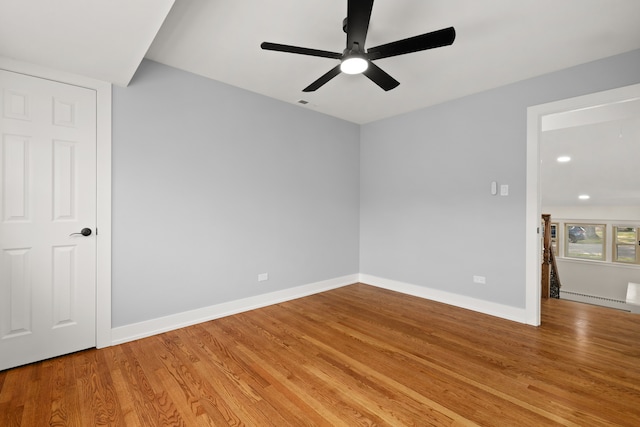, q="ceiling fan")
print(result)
[260,0,456,92]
